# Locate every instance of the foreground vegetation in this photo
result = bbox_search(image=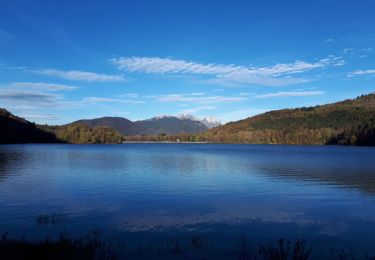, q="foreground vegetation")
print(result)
[2,231,375,260]
[0,231,115,260]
